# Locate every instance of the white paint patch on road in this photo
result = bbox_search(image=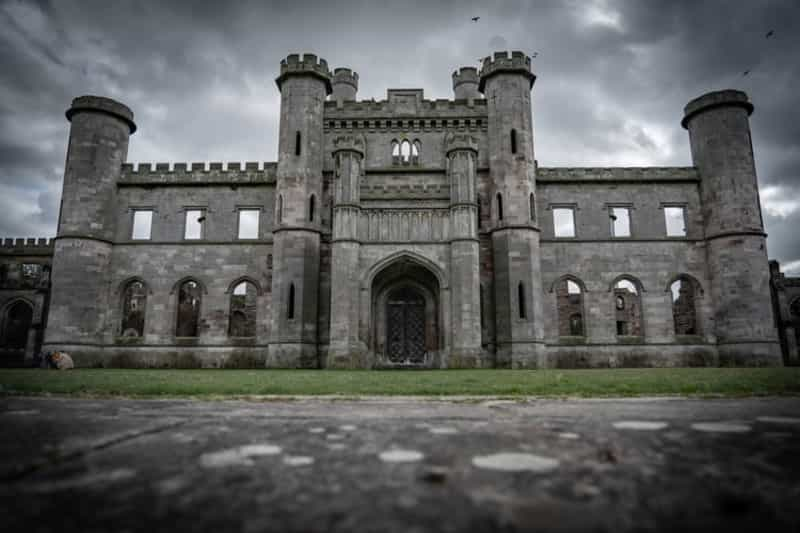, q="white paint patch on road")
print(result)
[326,433,344,440]
[284,455,315,466]
[757,416,800,425]
[558,432,580,440]
[613,421,668,431]
[472,452,559,473]
[157,476,188,495]
[309,427,326,434]
[691,422,751,433]
[429,427,458,435]
[379,449,424,463]
[200,443,282,468]
[340,425,357,431]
